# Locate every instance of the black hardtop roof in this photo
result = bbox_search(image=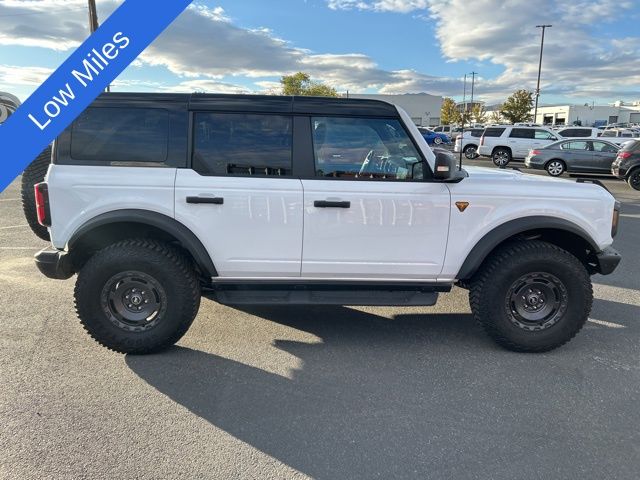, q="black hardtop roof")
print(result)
[91,92,399,117]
